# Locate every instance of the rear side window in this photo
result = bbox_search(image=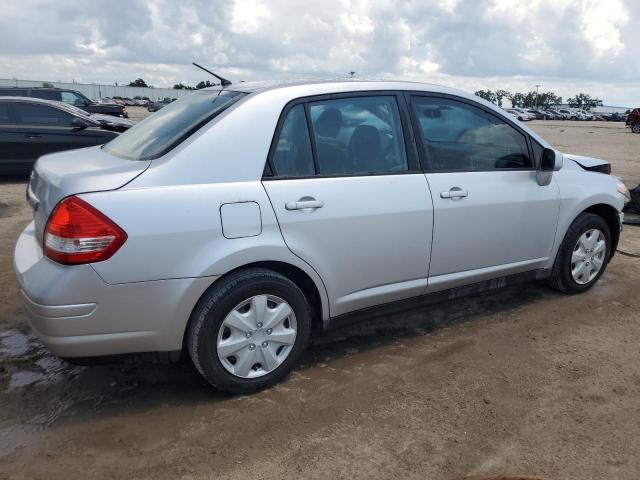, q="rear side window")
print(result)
[13,103,74,126]
[104,90,245,160]
[309,96,408,175]
[271,104,315,177]
[30,90,60,101]
[412,96,531,171]
[0,88,28,97]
